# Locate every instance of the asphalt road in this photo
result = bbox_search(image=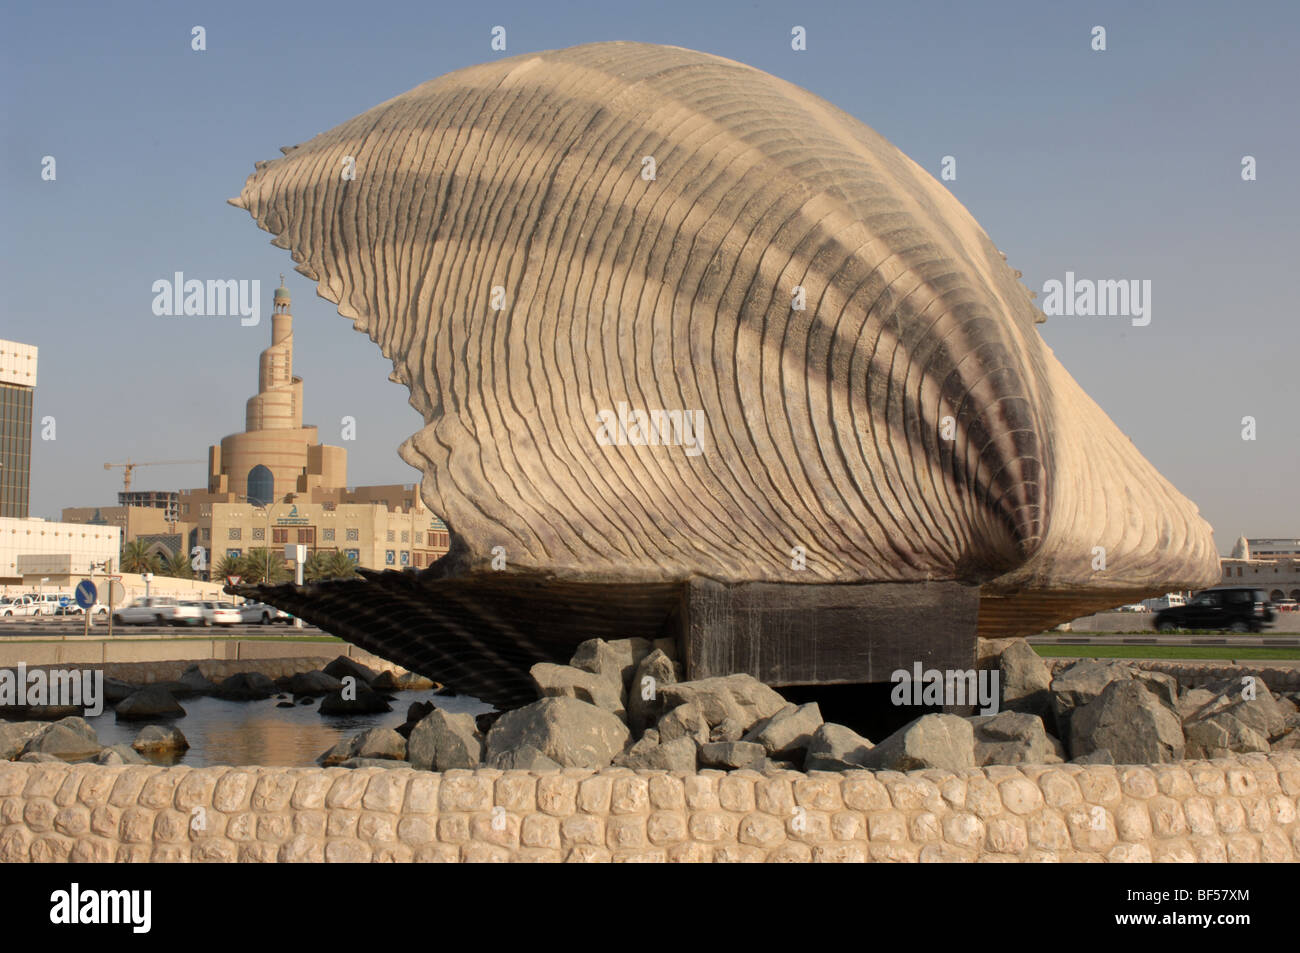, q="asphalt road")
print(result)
[1029,633,1300,647]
